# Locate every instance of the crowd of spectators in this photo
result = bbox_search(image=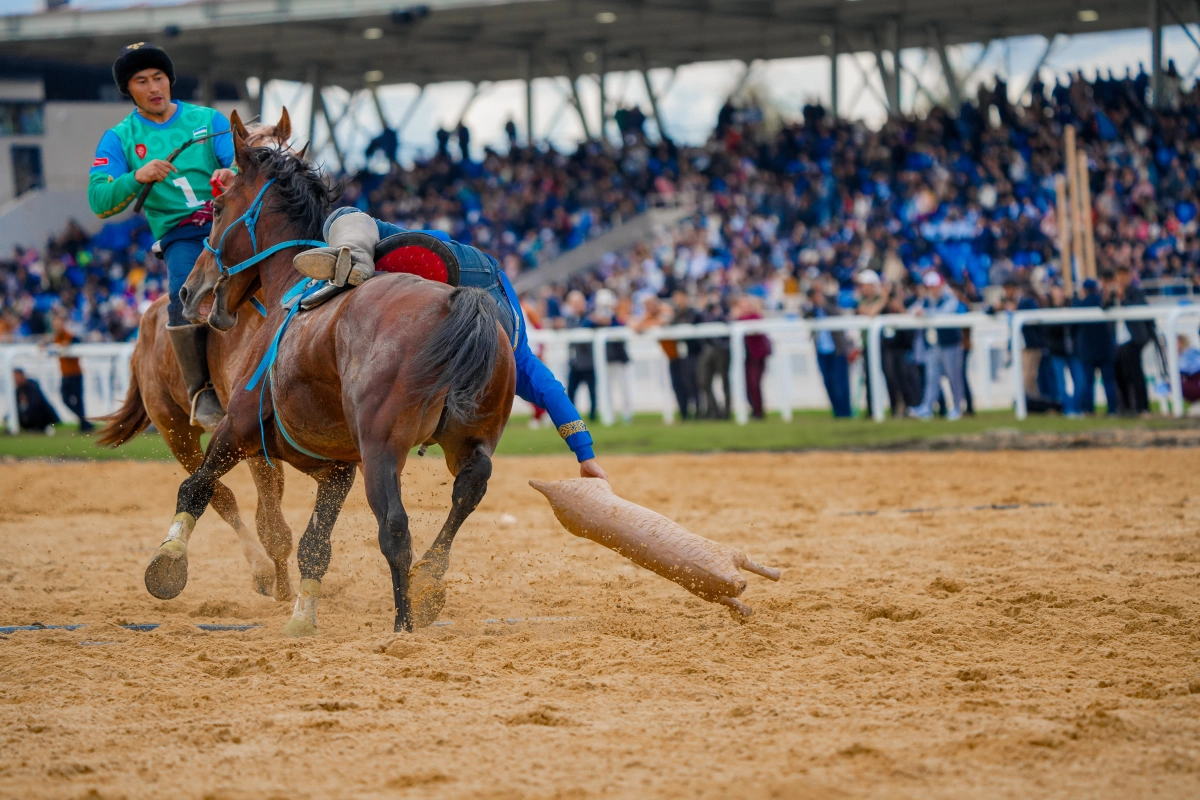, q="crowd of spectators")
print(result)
[4,59,1199,421]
